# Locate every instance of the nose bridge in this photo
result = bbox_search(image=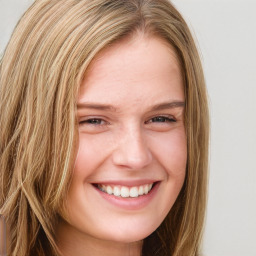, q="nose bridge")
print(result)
[112,123,152,169]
